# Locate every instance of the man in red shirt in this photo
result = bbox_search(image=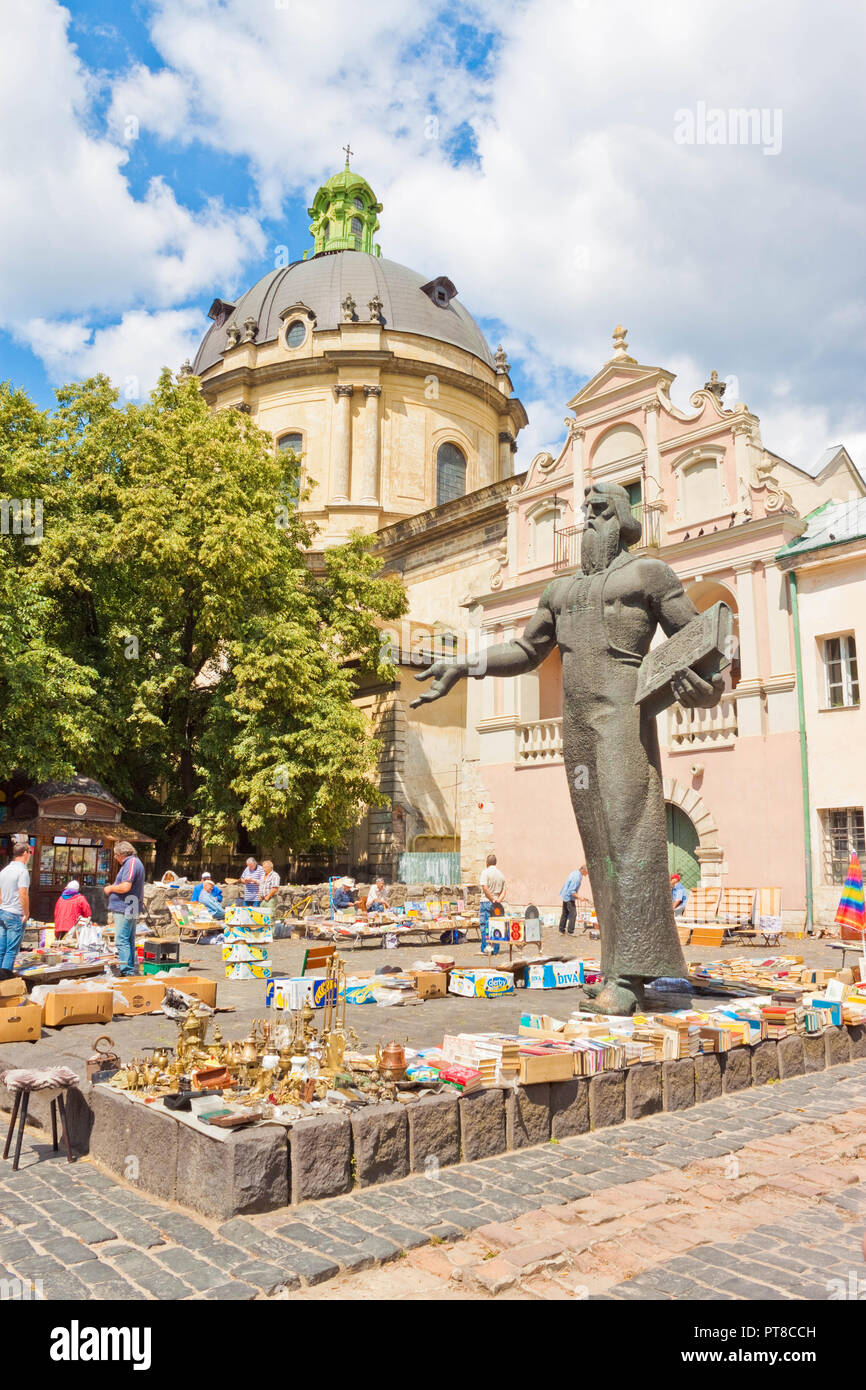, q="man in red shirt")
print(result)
[53,880,92,938]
